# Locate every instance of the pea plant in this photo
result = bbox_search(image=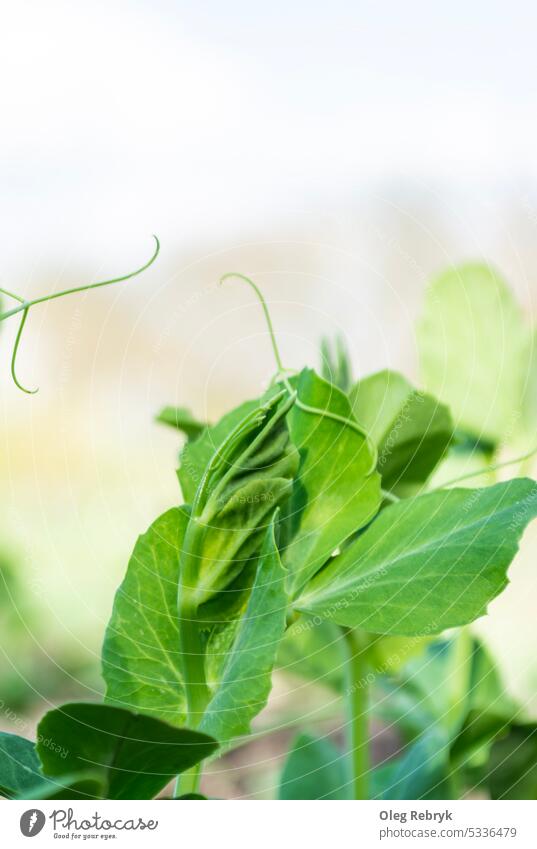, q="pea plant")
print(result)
[1,260,536,800]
